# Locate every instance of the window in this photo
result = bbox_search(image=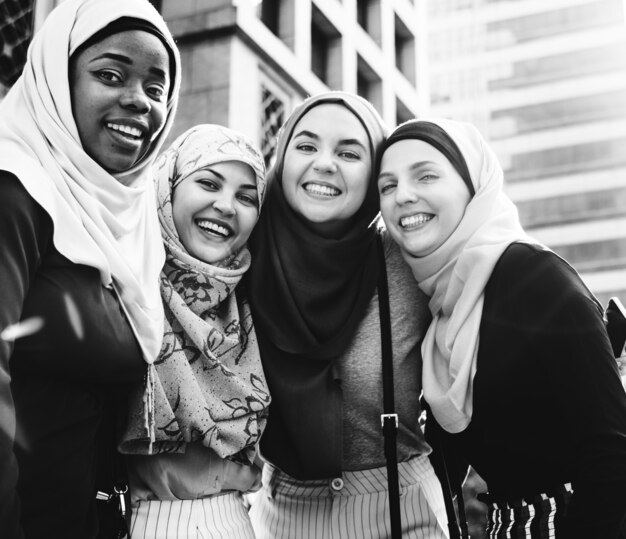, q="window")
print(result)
[0,0,35,87]
[357,55,382,113]
[486,1,623,47]
[491,91,626,137]
[356,0,381,44]
[506,137,626,182]
[396,98,414,125]
[257,0,296,50]
[489,44,626,90]
[258,0,280,36]
[517,187,626,228]
[311,5,342,89]
[394,14,415,84]
[259,75,295,168]
[553,238,626,273]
